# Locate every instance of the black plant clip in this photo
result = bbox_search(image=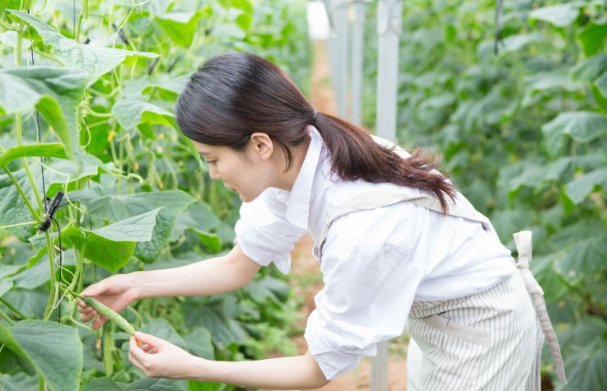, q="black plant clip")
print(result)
[38,192,65,232]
